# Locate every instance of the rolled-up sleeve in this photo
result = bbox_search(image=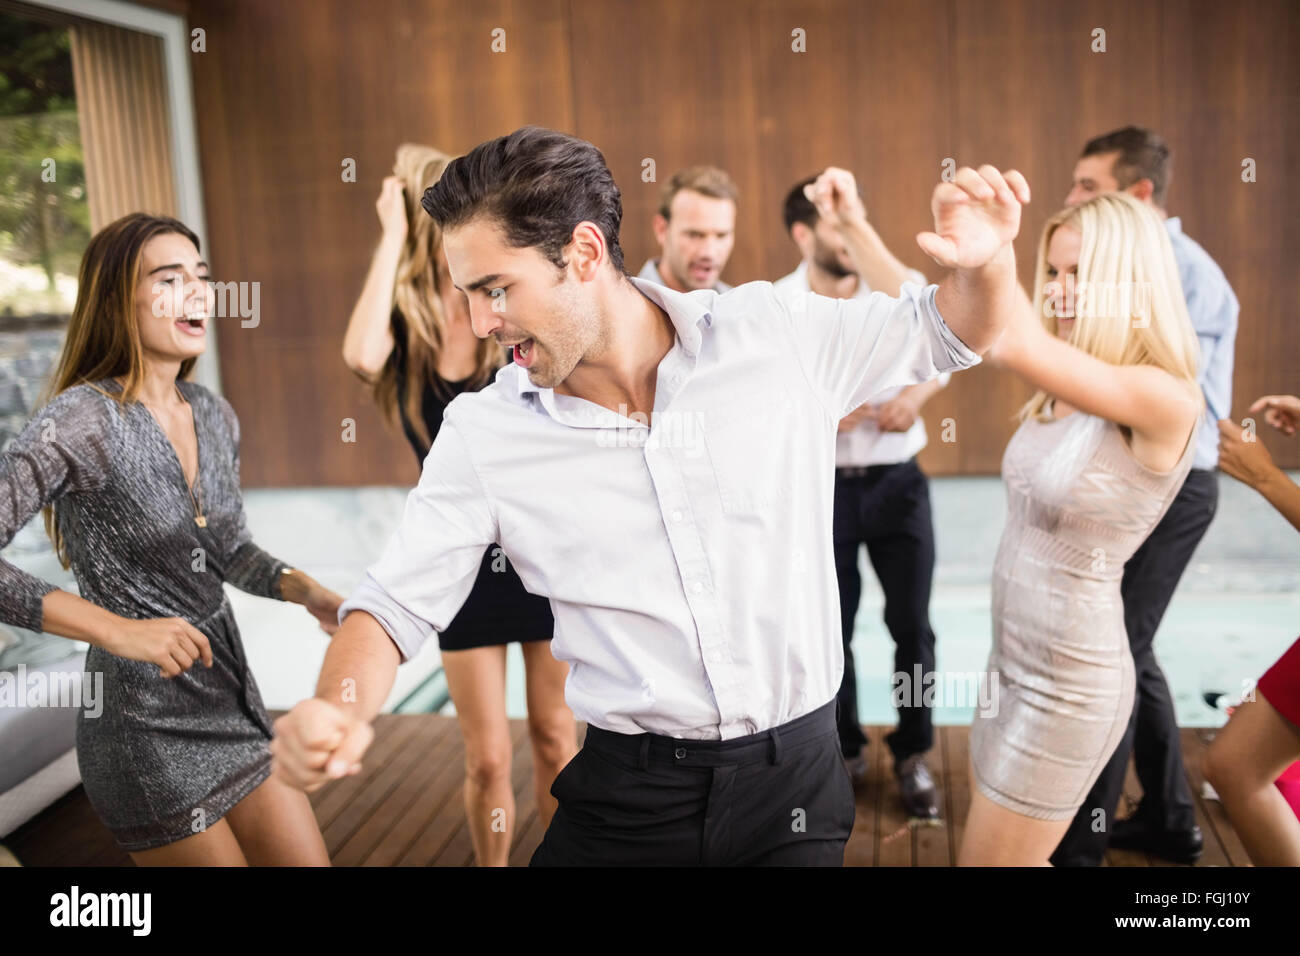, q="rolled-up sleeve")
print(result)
[337,417,496,662]
[778,280,980,418]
